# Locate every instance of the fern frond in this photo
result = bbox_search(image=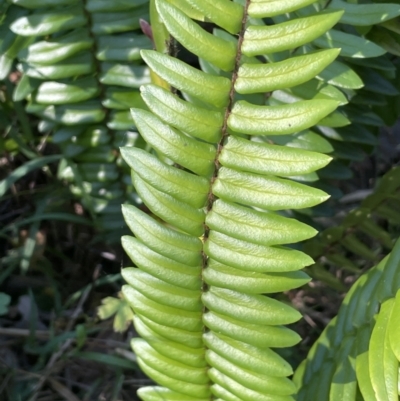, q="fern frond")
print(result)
[295,237,400,401]
[1,0,151,238]
[304,166,400,288]
[121,0,346,399]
